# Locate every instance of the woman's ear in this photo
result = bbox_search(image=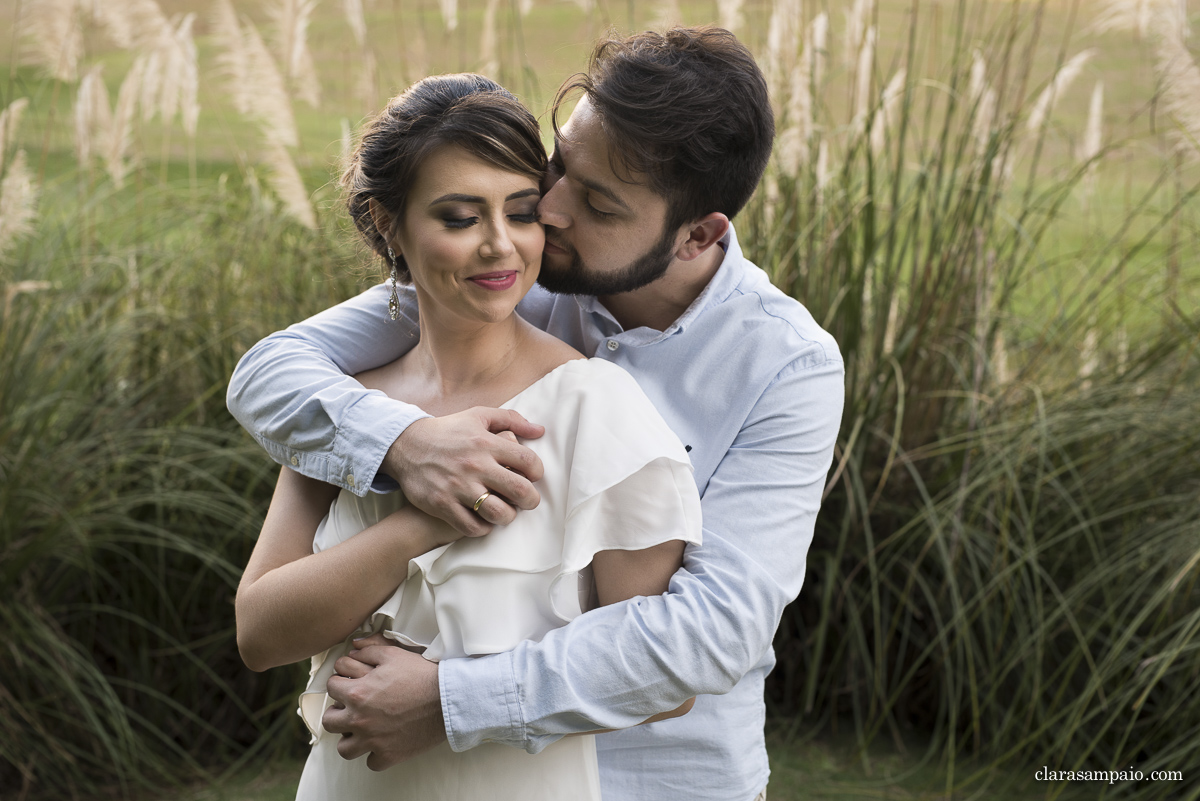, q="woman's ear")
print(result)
[368,198,394,251]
